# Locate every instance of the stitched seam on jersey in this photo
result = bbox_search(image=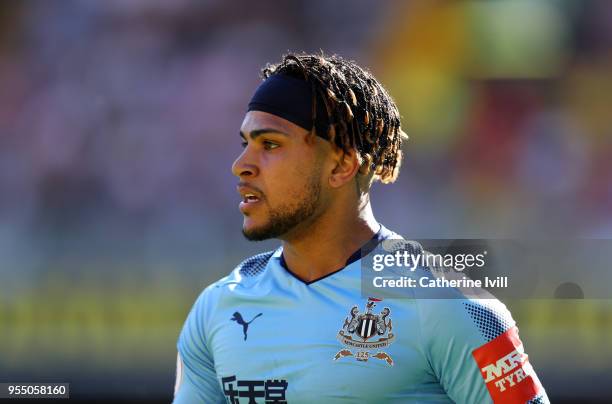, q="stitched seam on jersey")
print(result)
[199,290,214,363]
[414,294,437,381]
[177,288,219,401]
[178,356,209,402]
[409,239,438,381]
